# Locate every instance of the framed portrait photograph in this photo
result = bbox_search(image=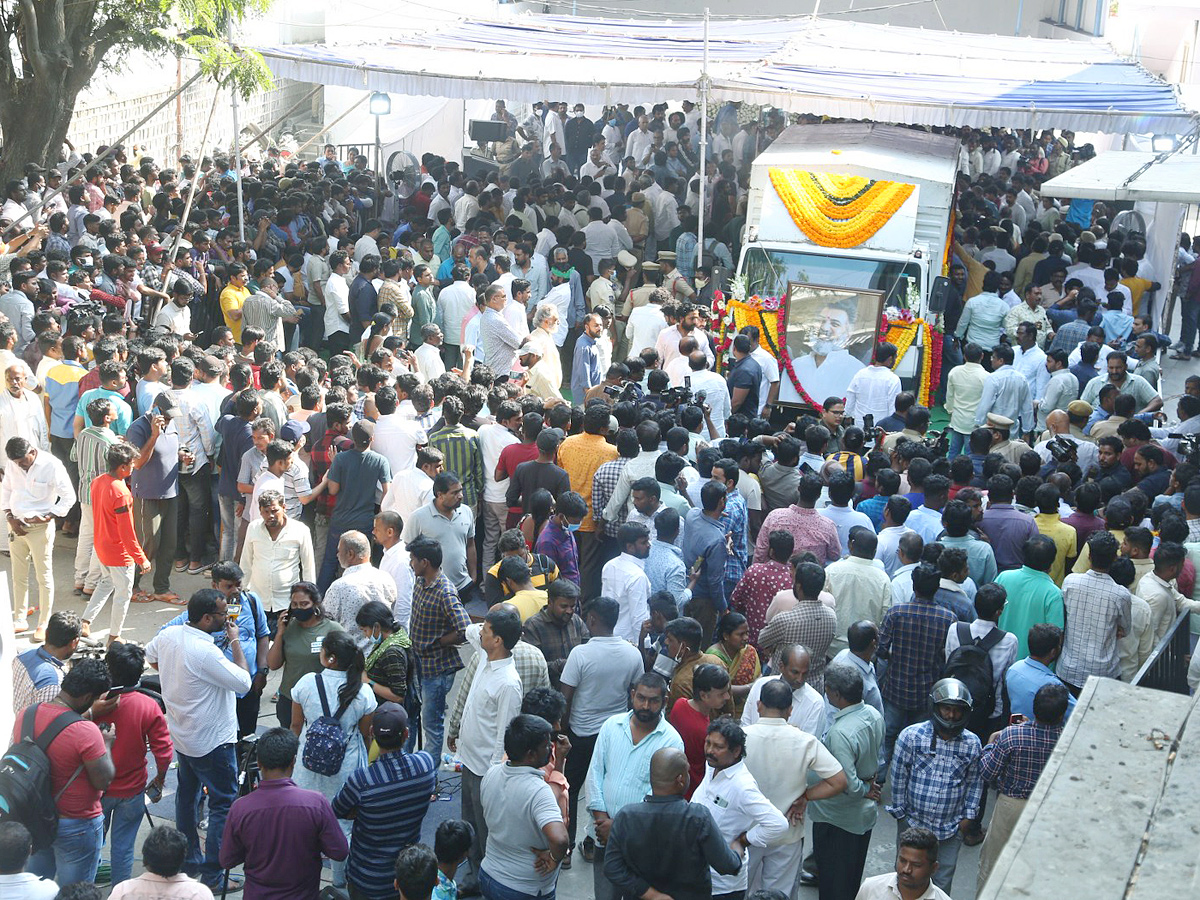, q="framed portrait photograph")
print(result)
[777,282,888,407]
